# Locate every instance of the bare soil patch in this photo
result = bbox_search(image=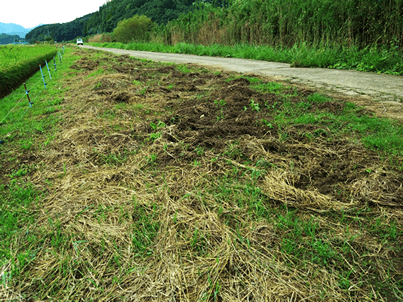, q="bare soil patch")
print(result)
[2,49,402,301]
